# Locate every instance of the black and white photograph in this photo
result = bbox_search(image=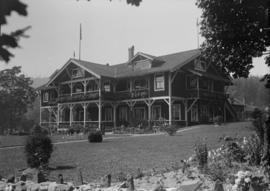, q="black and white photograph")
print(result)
[0,0,270,190]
